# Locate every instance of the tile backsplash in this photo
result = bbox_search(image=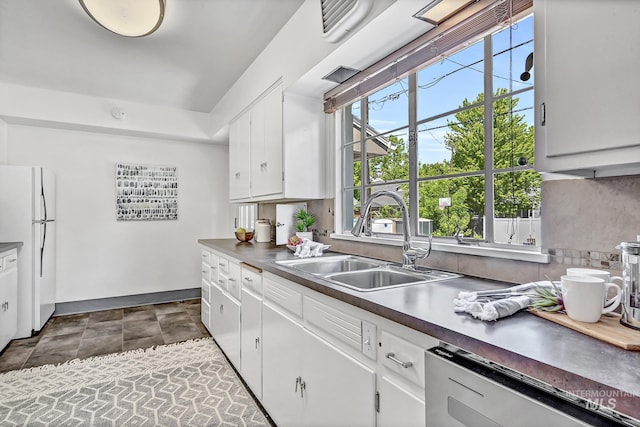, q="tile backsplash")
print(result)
[547,248,621,271]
